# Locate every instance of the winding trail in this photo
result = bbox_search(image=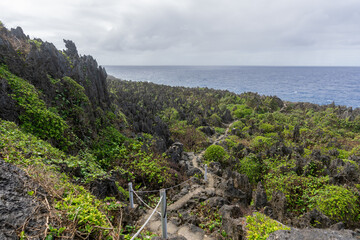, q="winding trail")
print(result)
[136,122,234,240]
